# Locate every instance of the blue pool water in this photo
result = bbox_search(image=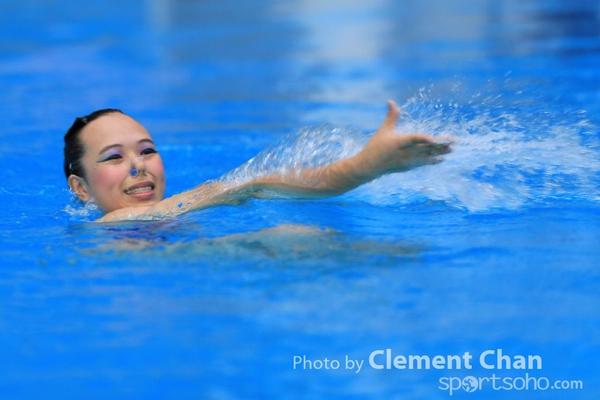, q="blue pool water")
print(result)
[1,0,599,399]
